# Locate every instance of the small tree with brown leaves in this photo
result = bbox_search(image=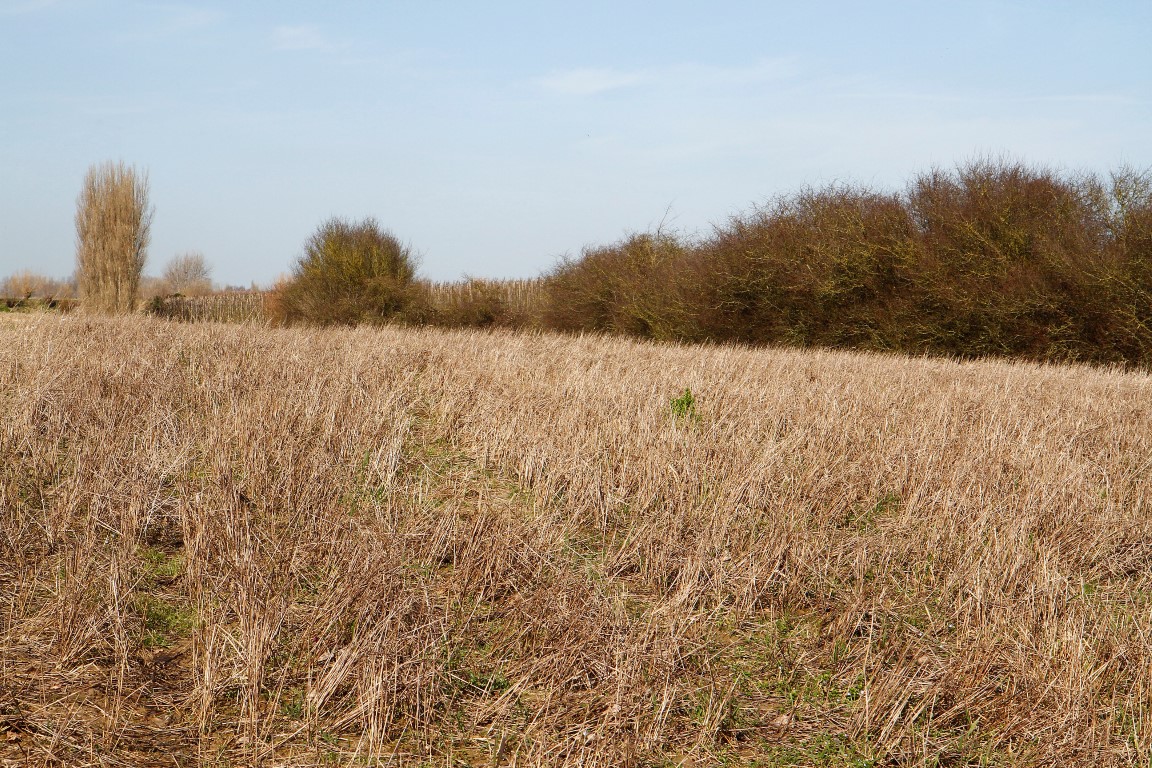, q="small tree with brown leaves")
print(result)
[75,161,153,313]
